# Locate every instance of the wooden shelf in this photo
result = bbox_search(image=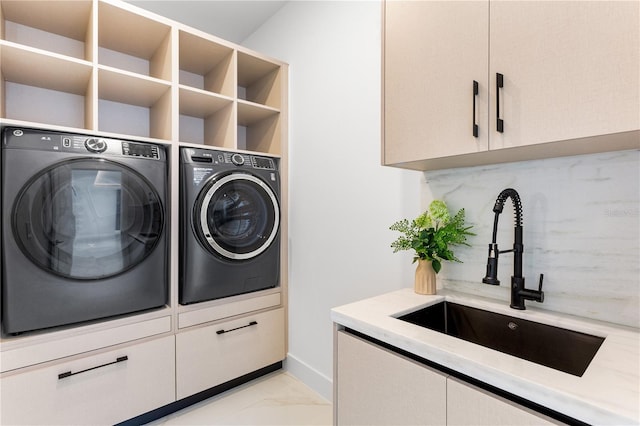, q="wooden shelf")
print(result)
[179,86,234,147]
[179,31,234,97]
[237,51,281,109]
[237,100,279,126]
[99,67,171,107]
[98,1,171,80]
[1,42,92,95]
[1,1,92,59]
[0,0,287,154]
